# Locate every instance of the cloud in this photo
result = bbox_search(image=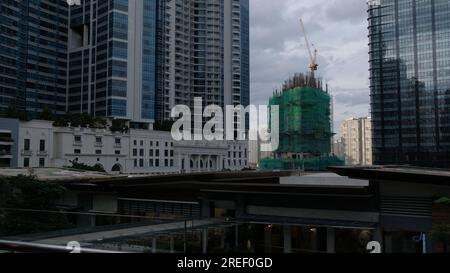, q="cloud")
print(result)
[250,0,371,133]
